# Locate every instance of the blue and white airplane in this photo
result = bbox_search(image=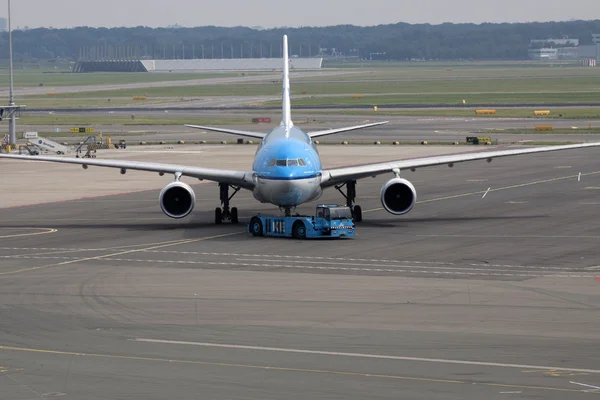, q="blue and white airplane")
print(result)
[2,35,600,224]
